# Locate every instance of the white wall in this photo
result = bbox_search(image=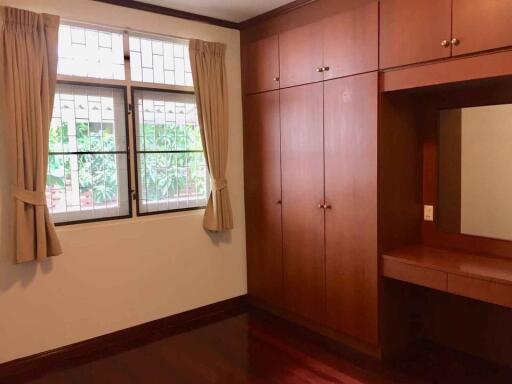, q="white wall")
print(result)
[0,0,246,363]
[461,105,512,241]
